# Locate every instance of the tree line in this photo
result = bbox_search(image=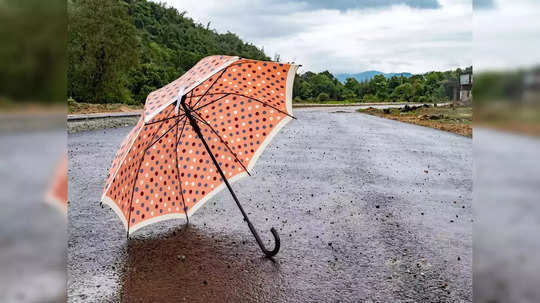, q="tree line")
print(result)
[293,67,472,103]
[0,0,65,104]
